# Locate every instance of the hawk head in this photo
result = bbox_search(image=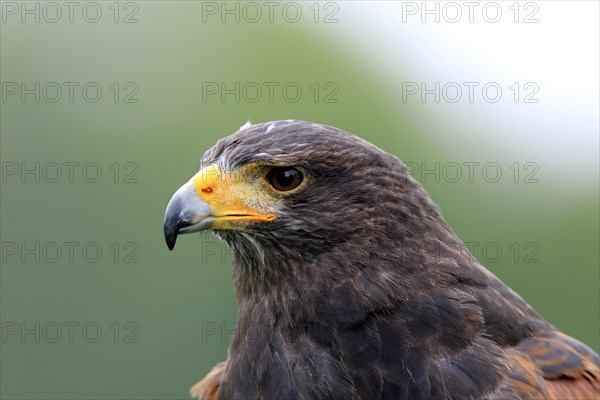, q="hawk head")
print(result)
[164,120,448,265]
